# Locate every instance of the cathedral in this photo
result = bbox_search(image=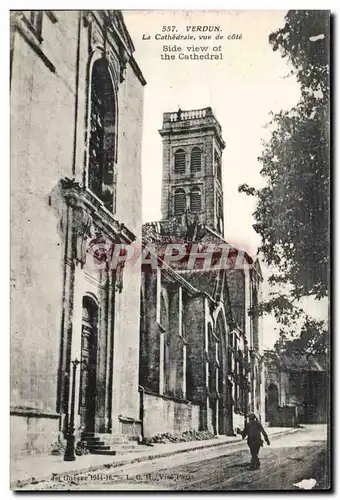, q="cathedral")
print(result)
[140,107,265,437]
[10,10,265,458]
